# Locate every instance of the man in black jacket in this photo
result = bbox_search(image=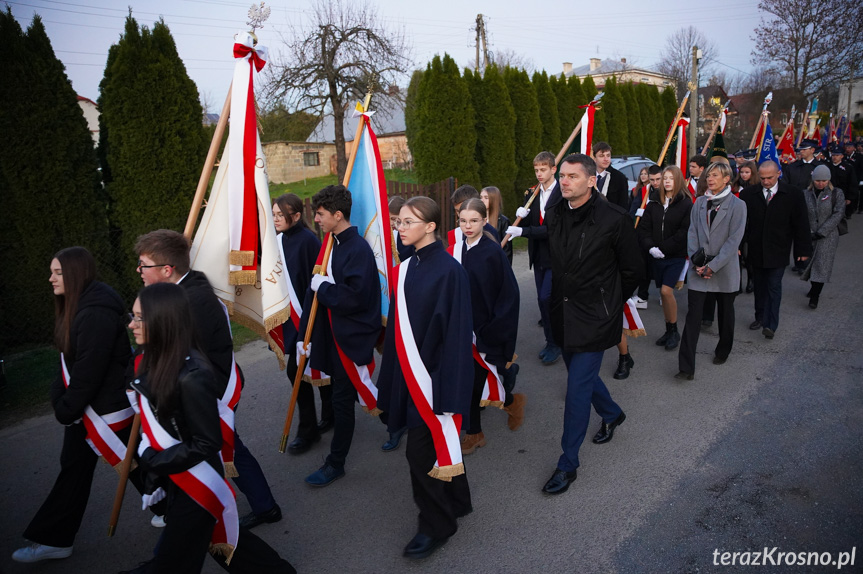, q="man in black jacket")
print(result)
[828,145,859,217]
[740,162,812,339]
[783,139,825,190]
[593,141,630,210]
[540,154,643,496]
[135,230,282,530]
